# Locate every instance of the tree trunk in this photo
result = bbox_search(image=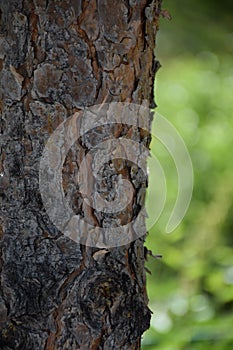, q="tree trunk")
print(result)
[0,0,161,349]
